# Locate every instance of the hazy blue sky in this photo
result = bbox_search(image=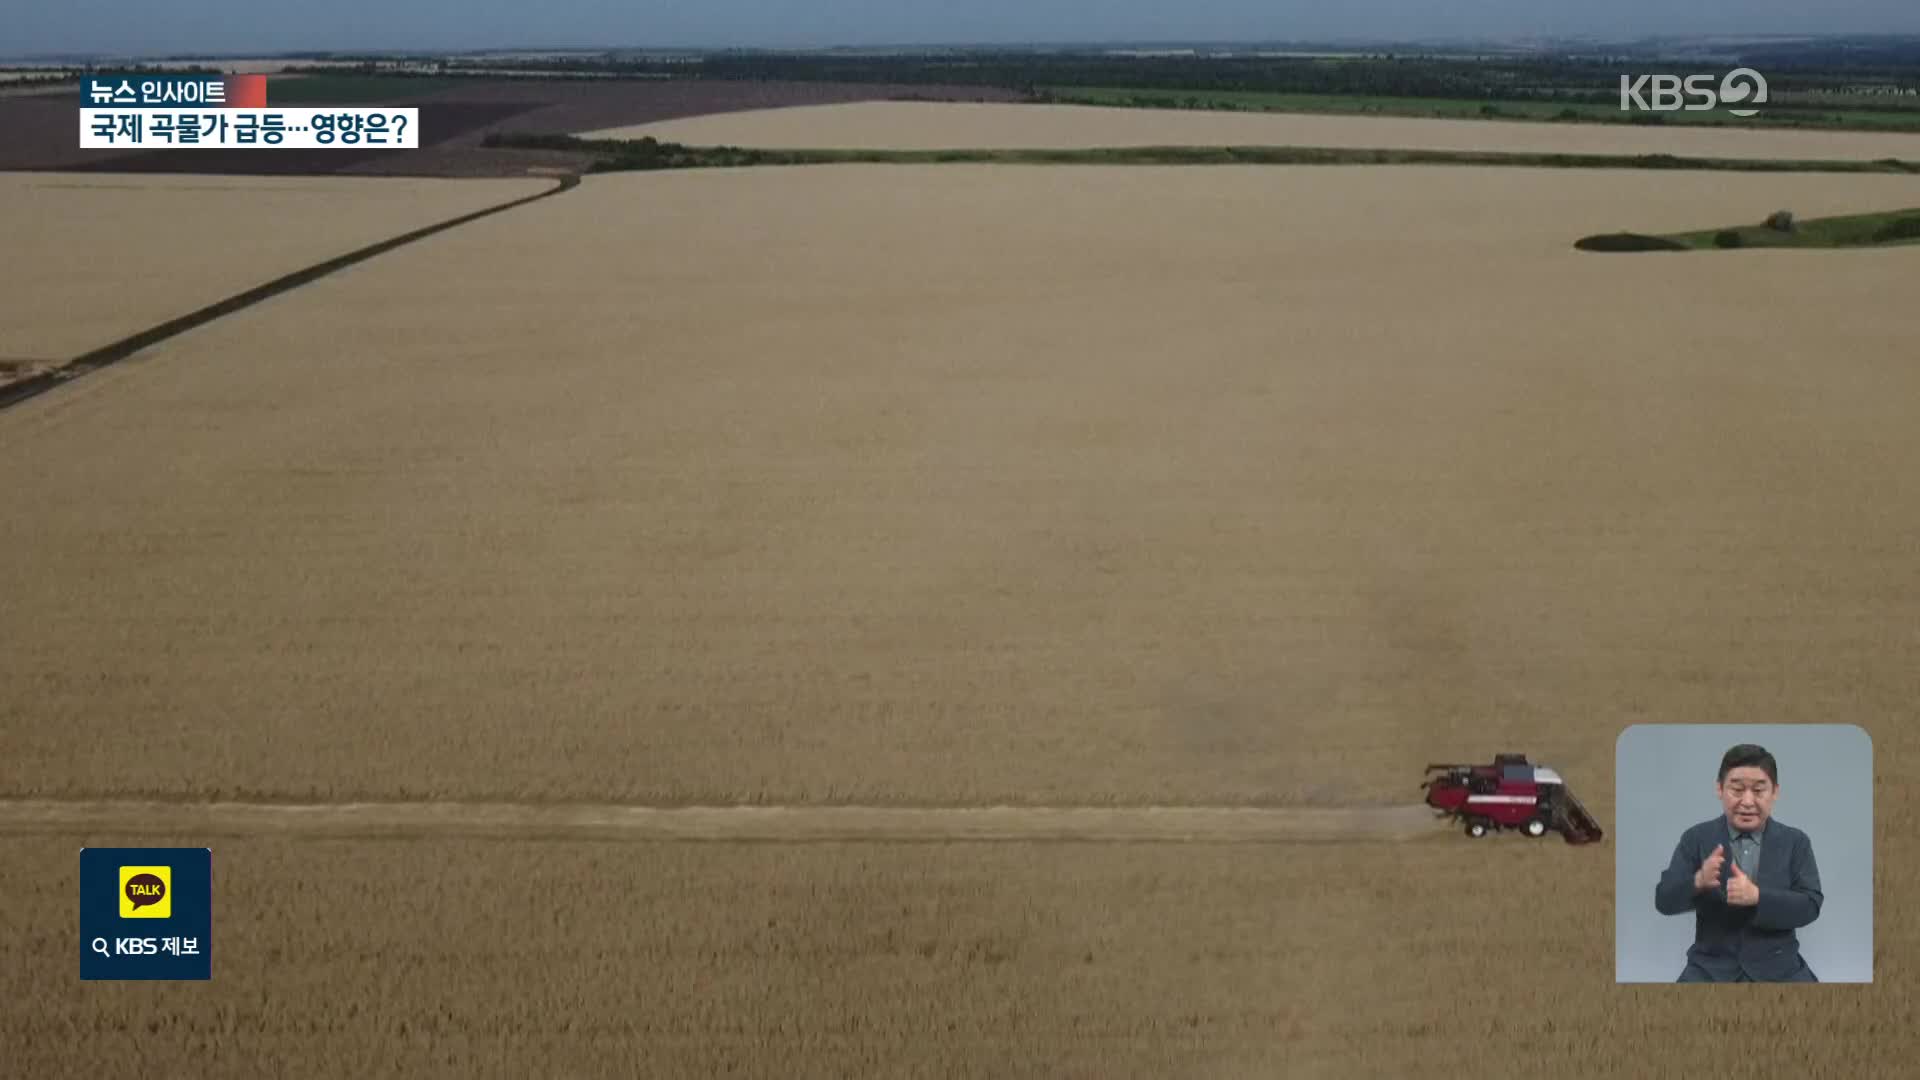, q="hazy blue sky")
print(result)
[11,1,1920,56]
